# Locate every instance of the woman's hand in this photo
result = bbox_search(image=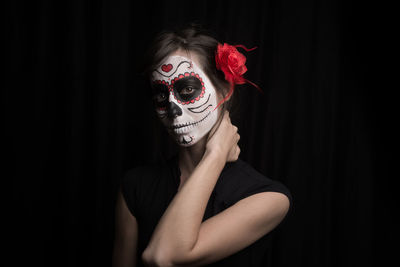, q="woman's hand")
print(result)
[205,110,240,162]
[144,111,241,266]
